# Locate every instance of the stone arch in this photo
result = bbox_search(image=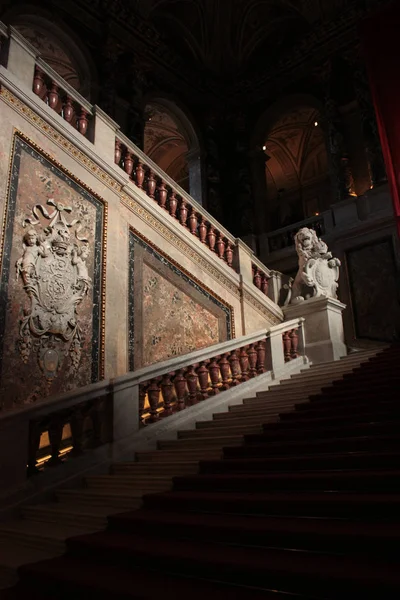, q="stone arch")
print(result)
[251,94,332,232]
[143,96,204,204]
[4,6,97,99]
